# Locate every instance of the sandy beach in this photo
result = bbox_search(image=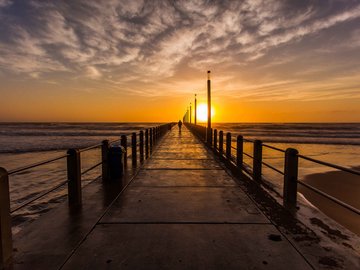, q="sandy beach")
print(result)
[299,167,360,236]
